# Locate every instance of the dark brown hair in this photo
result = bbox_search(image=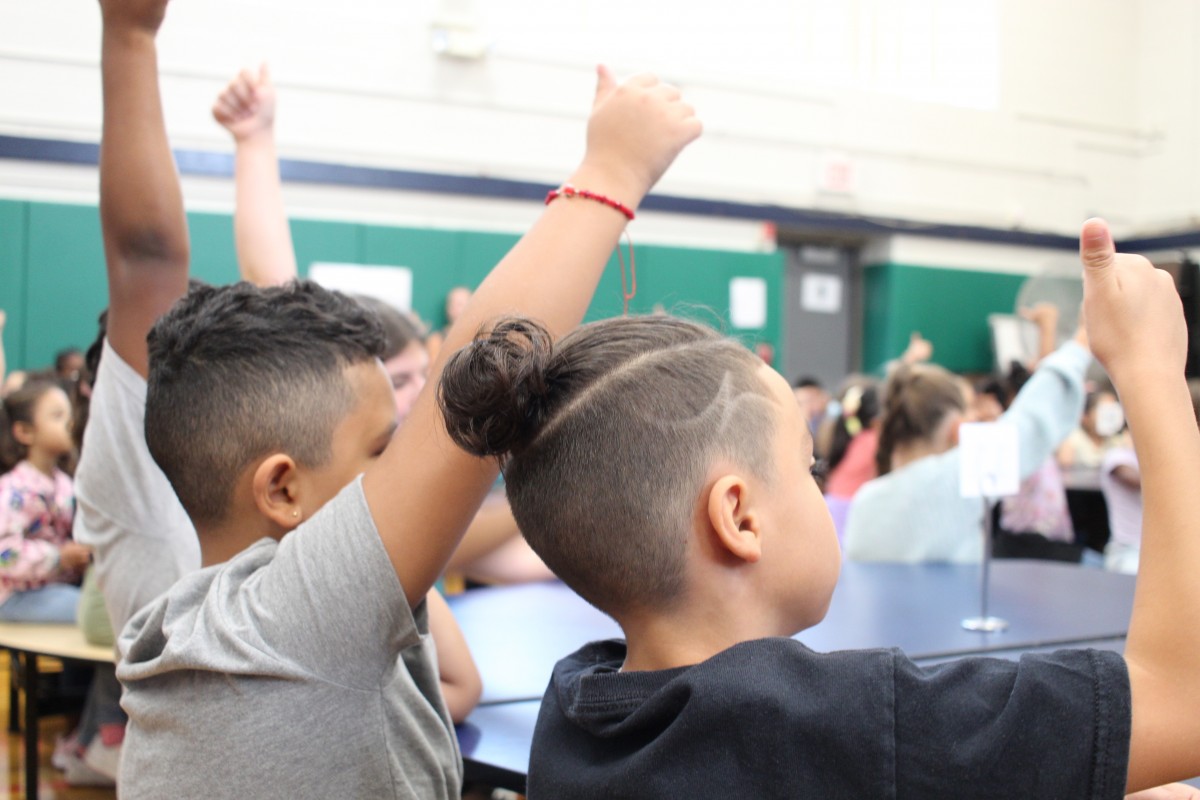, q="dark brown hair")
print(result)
[145,280,385,525]
[0,379,67,473]
[439,315,778,617]
[875,364,966,476]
